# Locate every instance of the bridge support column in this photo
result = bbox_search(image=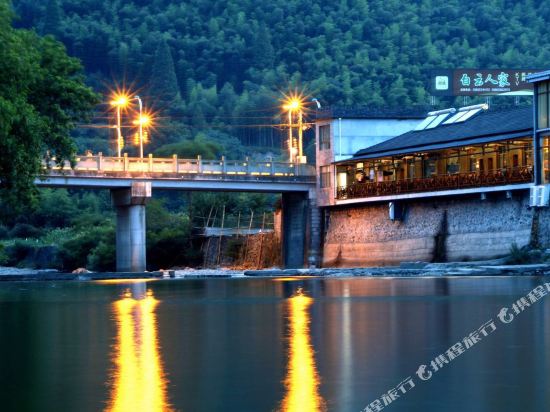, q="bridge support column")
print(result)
[281,189,321,268]
[111,183,151,272]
